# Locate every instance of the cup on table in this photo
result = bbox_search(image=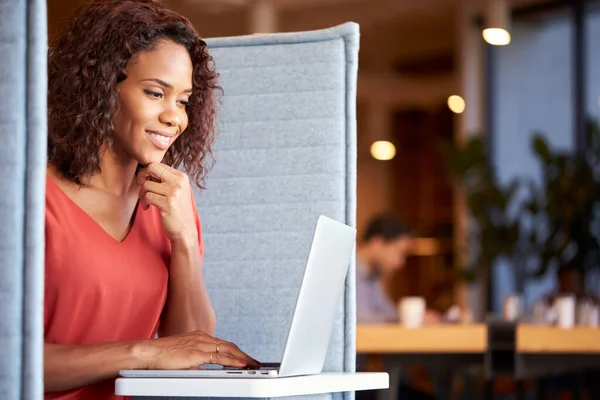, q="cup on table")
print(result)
[398,296,425,329]
[577,297,599,327]
[531,300,552,325]
[555,294,576,329]
[589,304,600,327]
[503,294,523,322]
